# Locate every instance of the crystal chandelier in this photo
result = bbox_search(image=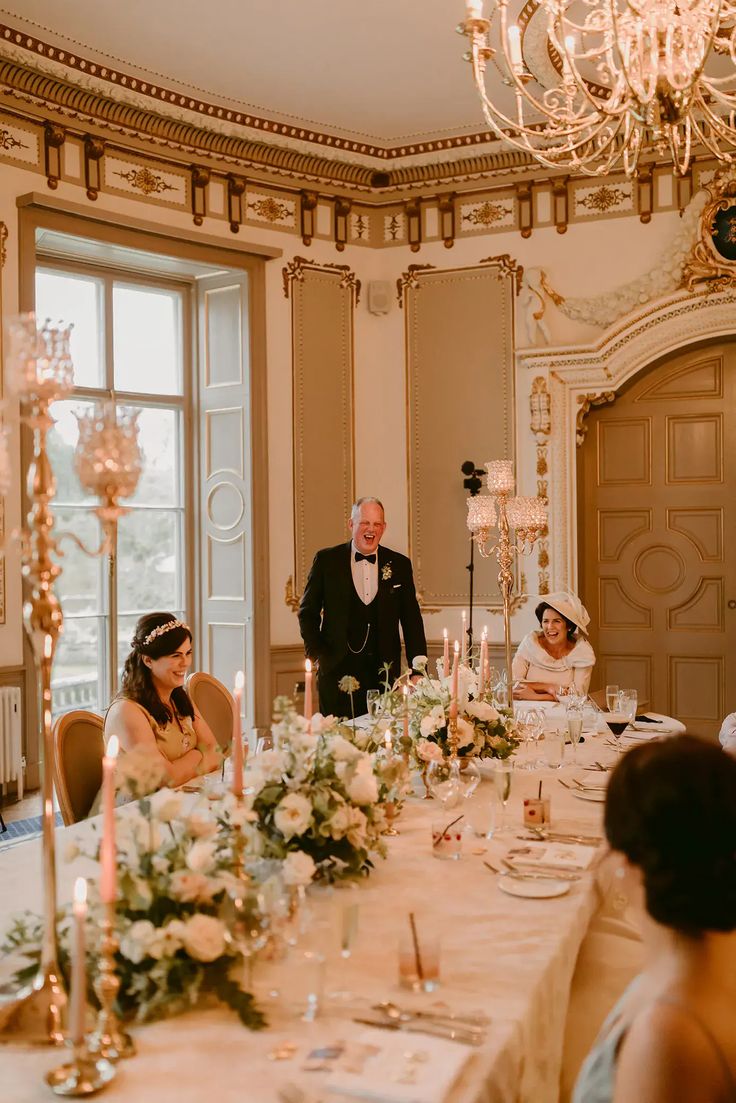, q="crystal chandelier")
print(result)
[459,0,736,176]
